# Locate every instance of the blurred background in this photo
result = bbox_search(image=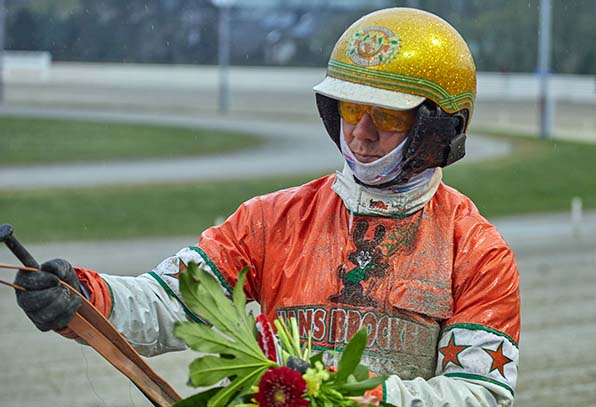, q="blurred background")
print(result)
[0,1,595,406]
